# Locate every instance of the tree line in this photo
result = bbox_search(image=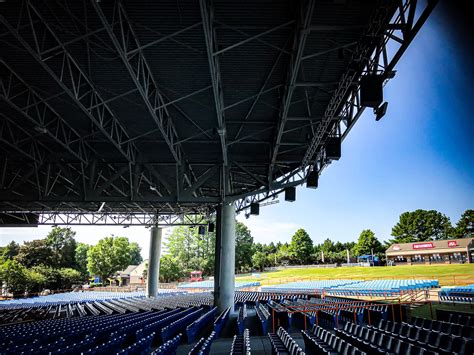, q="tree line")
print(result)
[0,227,142,296]
[160,209,472,280]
